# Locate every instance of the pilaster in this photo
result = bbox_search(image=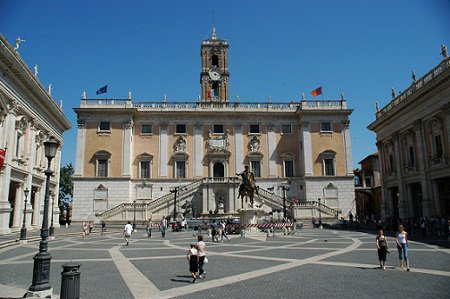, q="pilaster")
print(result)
[193,124,203,177]
[342,120,353,175]
[234,124,243,170]
[159,123,168,177]
[301,122,313,176]
[121,120,133,177]
[267,124,277,177]
[74,120,86,176]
